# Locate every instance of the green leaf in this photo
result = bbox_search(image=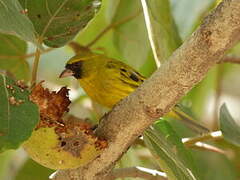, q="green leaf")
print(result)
[144,120,198,180]
[0,150,15,180]
[0,74,39,152]
[142,0,182,62]
[0,0,37,45]
[76,0,123,60]
[15,158,54,180]
[111,0,151,68]
[19,0,101,48]
[193,150,238,180]
[0,33,30,81]
[104,0,120,23]
[220,104,240,146]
